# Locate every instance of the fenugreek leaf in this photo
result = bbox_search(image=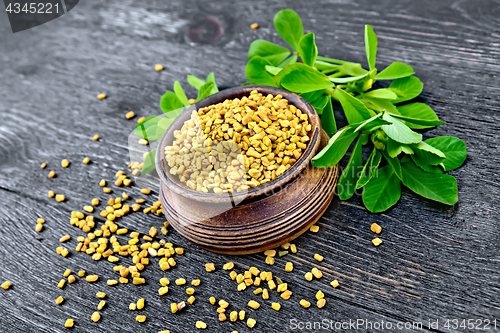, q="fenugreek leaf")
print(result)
[206,72,219,93]
[411,142,446,174]
[401,156,458,205]
[265,65,282,75]
[315,60,340,73]
[362,165,401,213]
[396,103,441,129]
[329,72,370,83]
[363,88,398,100]
[381,113,422,144]
[334,88,372,124]
[390,113,445,127]
[389,76,423,104]
[364,25,377,70]
[356,148,382,189]
[381,150,403,180]
[248,40,291,66]
[280,64,334,93]
[160,91,184,115]
[338,138,363,200]
[274,9,303,50]
[386,138,403,158]
[297,32,318,67]
[375,62,414,80]
[279,55,298,67]
[353,113,392,133]
[424,136,467,171]
[320,98,337,136]
[174,81,190,107]
[299,90,329,114]
[196,82,215,102]
[142,149,157,175]
[245,56,278,87]
[311,126,359,168]
[187,75,205,90]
